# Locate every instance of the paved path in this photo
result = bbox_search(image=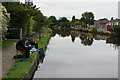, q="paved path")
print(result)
[2,43,16,77]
